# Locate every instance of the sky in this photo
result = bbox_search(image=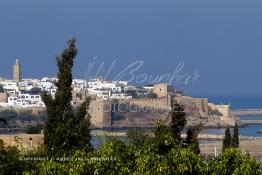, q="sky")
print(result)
[0,0,262,96]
